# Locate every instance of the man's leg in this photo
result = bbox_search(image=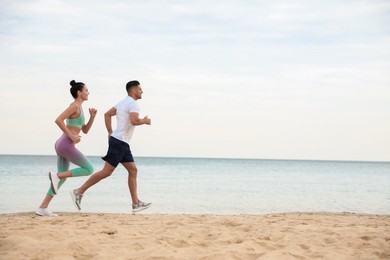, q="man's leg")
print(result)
[122,162,151,213]
[77,162,116,194]
[70,162,116,211]
[122,162,138,204]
